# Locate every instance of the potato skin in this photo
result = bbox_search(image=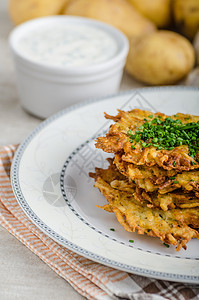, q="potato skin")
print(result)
[126,31,195,85]
[185,67,199,86]
[193,30,199,65]
[65,0,156,38]
[173,0,199,40]
[9,0,69,25]
[127,0,171,28]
